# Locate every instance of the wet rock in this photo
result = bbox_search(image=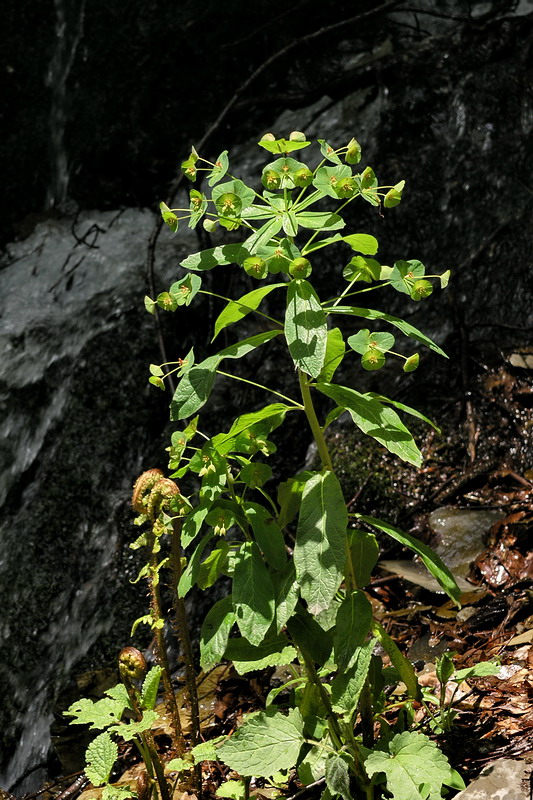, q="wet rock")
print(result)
[428,507,505,577]
[454,758,531,800]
